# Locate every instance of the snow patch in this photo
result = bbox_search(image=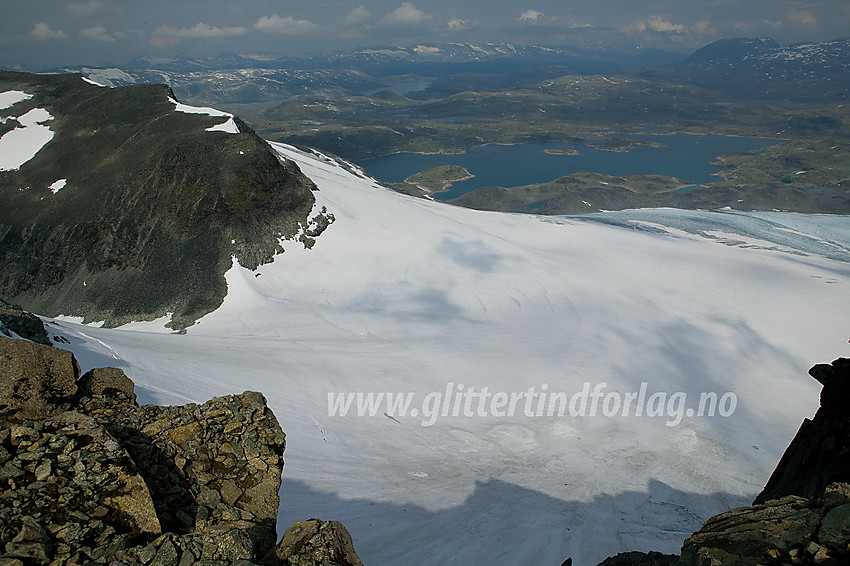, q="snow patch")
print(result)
[169,97,232,118]
[205,117,240,134]
[0,90,33,110]
[49,179,67,194]
[81,76,107,87]
[0,106,55,171]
